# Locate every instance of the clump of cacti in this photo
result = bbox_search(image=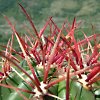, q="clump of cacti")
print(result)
[0,4,100,100]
